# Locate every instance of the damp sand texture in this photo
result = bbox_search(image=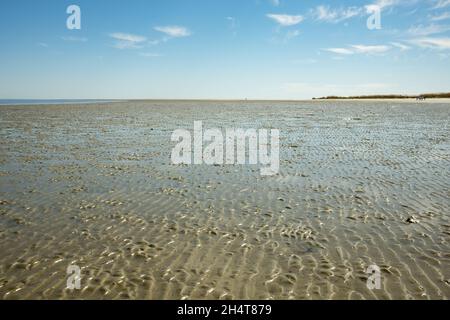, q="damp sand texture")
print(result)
[0,100,449,300]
